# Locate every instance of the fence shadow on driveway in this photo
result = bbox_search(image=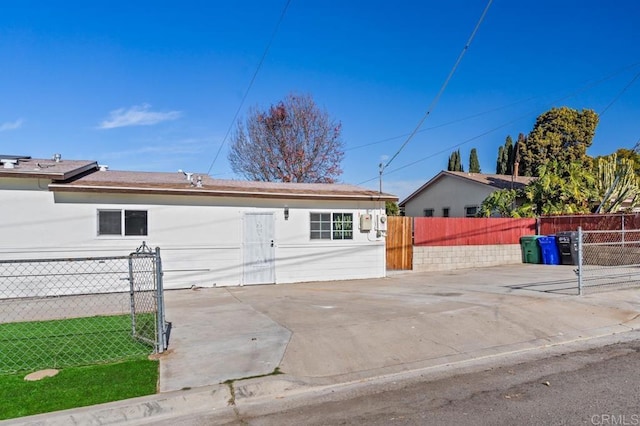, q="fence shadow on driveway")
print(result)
[505,278,579,295]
